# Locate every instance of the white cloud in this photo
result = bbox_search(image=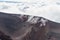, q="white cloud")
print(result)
[0,0,60,23]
